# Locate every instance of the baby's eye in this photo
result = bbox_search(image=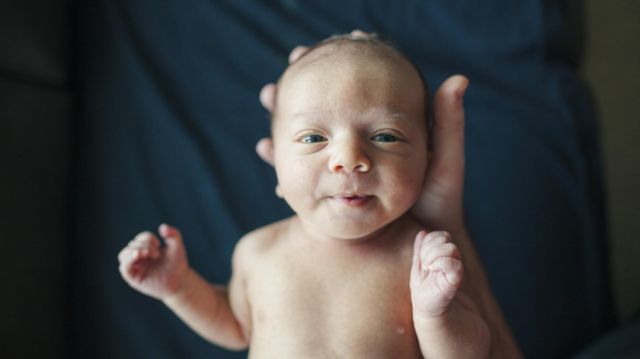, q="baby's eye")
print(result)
[301,134,327,143]
[371,133,397,142]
